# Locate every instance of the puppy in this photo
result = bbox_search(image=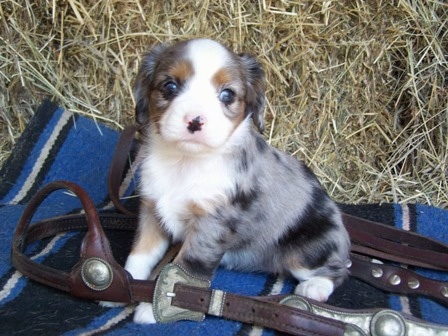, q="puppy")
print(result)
[125,38,350,323]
